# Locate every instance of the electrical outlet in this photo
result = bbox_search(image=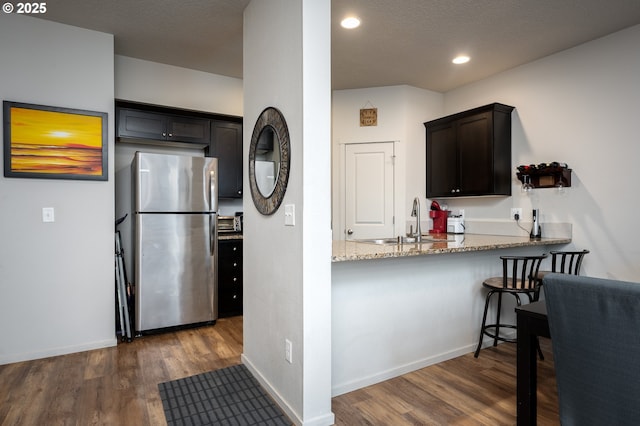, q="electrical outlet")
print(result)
[285,339,292,363]
[510,208,522,220]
